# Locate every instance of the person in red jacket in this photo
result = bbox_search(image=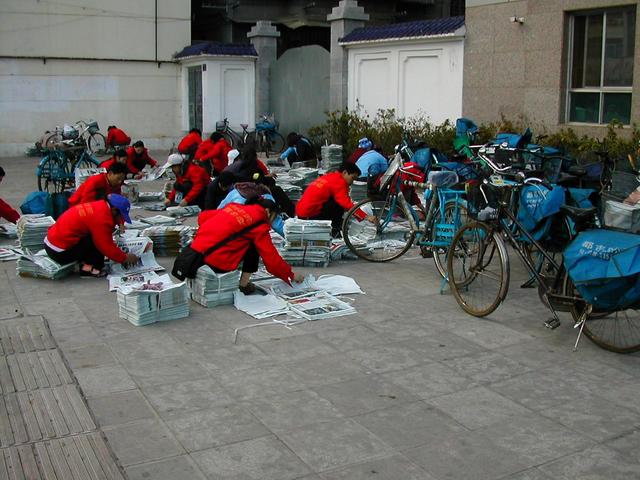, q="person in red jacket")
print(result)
[105,126,131,150]
[0,167,20,225]
[348,137,373,164]
[44,195,138,277]
[127,141,158,175]
[99,148,128,172]
[177,128,202,159]
[296,162,375,237]
[194,132,232,176]
[162,154,210,208]
[68,163,127,207]
[192,197,304,294]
